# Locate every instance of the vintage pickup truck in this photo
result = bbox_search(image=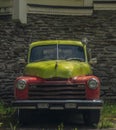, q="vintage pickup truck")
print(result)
[12,40,103,125]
